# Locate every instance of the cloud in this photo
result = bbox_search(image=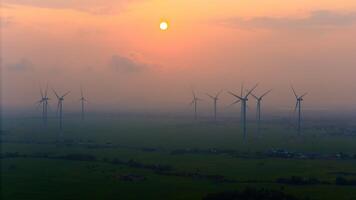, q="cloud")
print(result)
[221,10,356,30]
[2,0,142,15]
[77,28,104,37]
[109,54,148,73]
[6,58,34,72]
[0,16,15,28]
